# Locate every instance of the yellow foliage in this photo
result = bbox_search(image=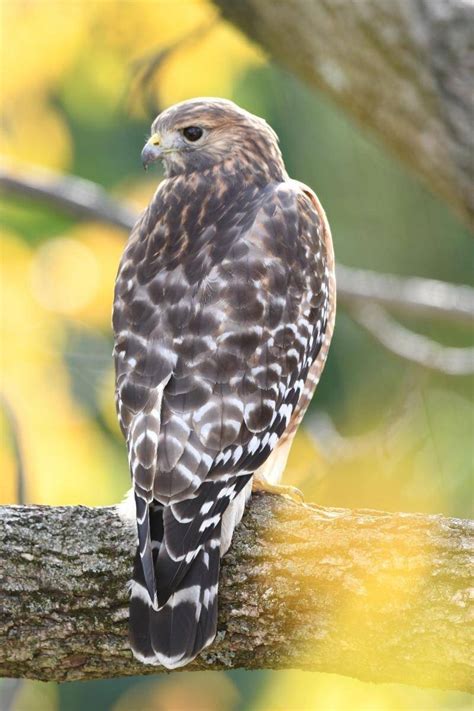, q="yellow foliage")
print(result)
[0,0,264,171]
[158,20,265,107]
[29,223,126,326]
[252,669,472,711]
[0,409,17,503]
[0,99,73,170]
[60,47,128,124]
[0,0,88,103]
[77,224,127,326]
[0,0,88,169]
[285,428,327,489]
[30,237,101,316]
[10,680,58,711]
[0,230,123,506]
[96,0,210,56]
